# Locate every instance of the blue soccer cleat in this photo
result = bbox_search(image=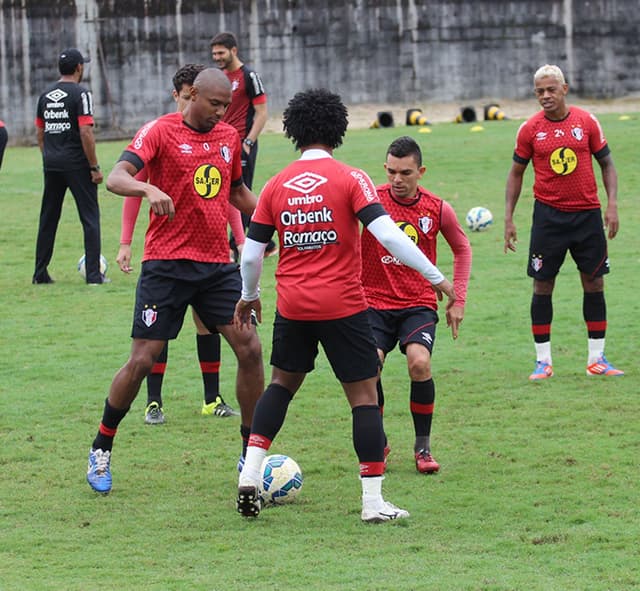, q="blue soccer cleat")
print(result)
[87,448,112,493]
[586,355,624,376]
[529,361,553,381]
